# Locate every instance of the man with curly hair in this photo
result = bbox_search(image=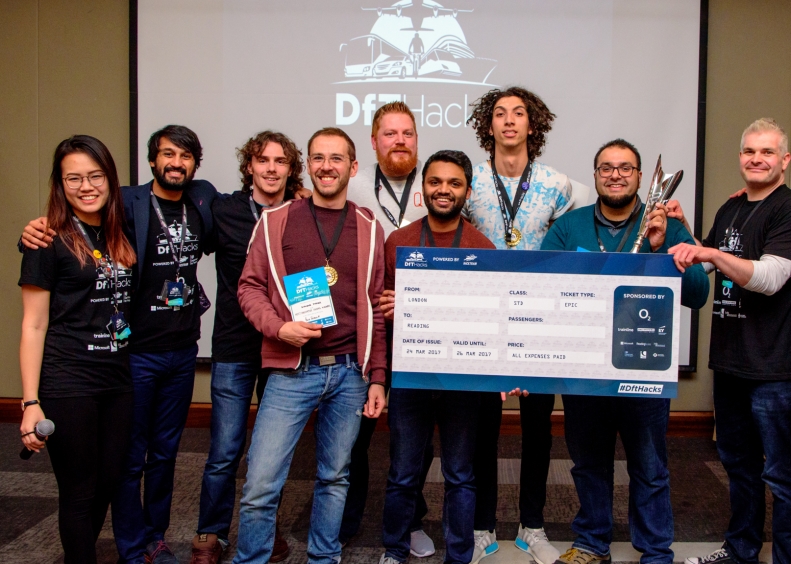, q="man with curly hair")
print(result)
[465,87,572,564]
[189,131,307,564]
